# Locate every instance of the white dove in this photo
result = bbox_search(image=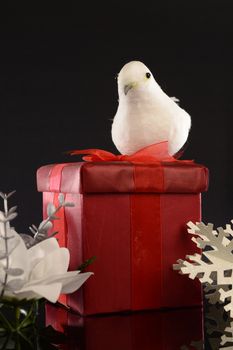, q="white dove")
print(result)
[111,61,191,156]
